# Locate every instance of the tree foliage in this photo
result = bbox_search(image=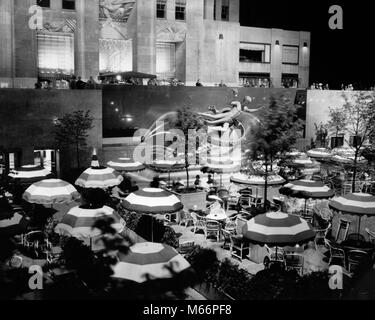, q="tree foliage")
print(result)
[173,106,205,189]
[54,110,94,168]
[327,106,347,138]
[246,95,304,208]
